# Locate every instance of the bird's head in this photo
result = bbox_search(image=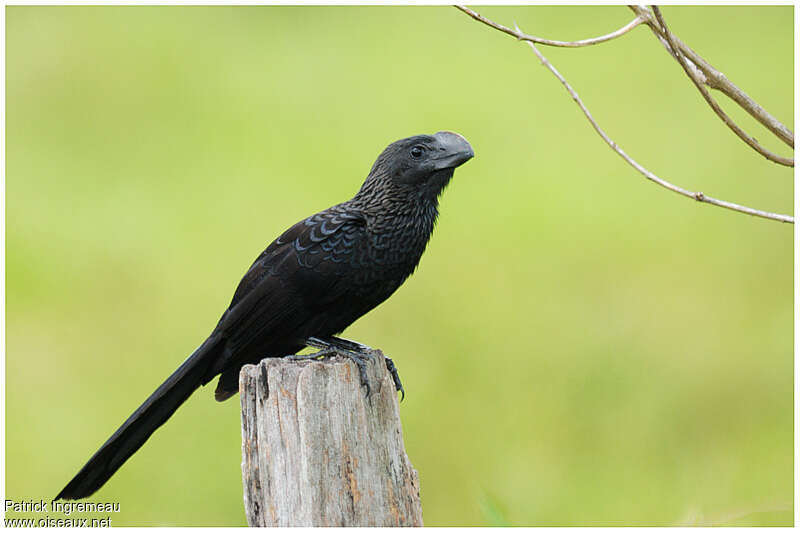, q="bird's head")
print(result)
[361,131,474,203]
